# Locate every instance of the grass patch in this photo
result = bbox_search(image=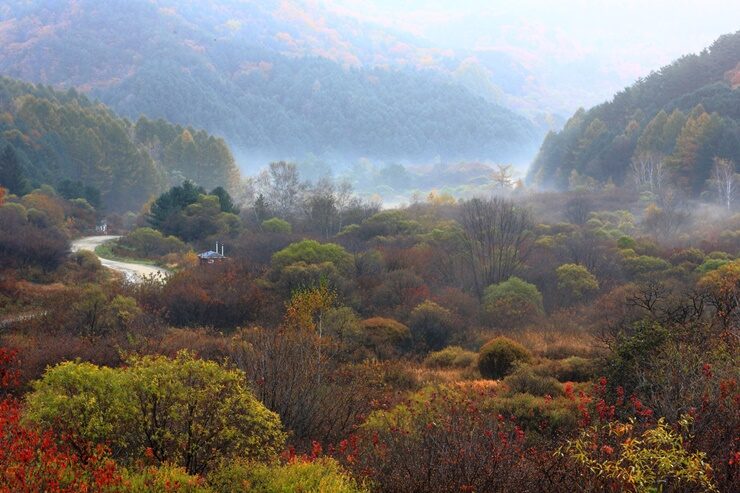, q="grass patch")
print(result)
[94,241,159,267]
